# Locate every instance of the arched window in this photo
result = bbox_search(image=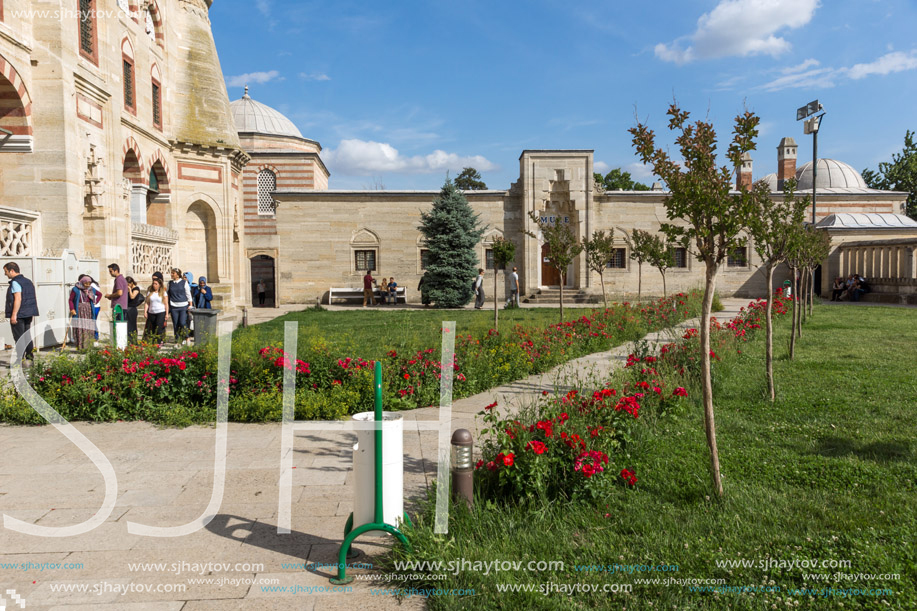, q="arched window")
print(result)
[151,64,162,130]
[122,38,136,114]
[257,169,276,215]
[79,0,99,65]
